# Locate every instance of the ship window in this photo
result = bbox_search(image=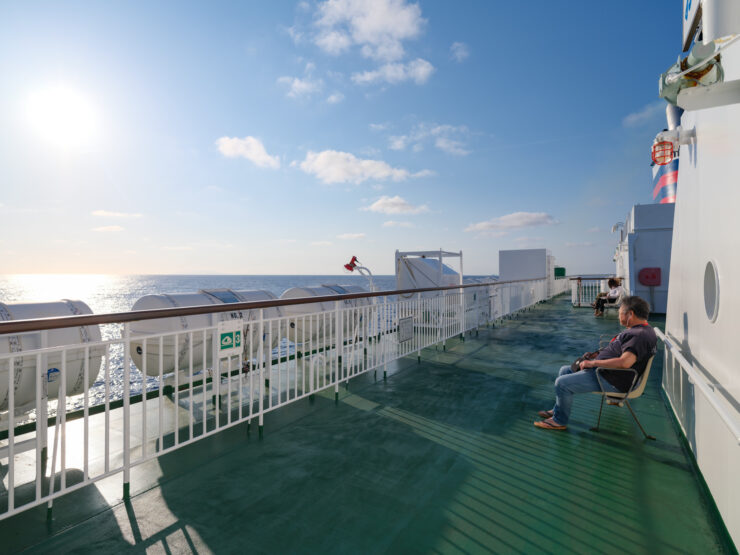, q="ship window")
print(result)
[703,261,720,322]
